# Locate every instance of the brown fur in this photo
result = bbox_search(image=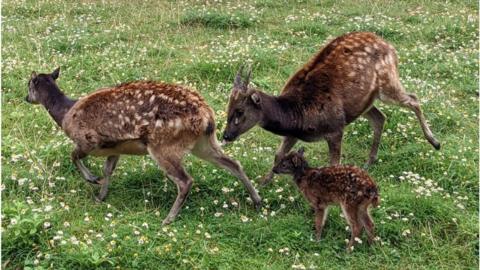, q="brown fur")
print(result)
[273,148,379,251]
[223,32,440,185]
[26,70,262,225]
[63,81,214,152]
